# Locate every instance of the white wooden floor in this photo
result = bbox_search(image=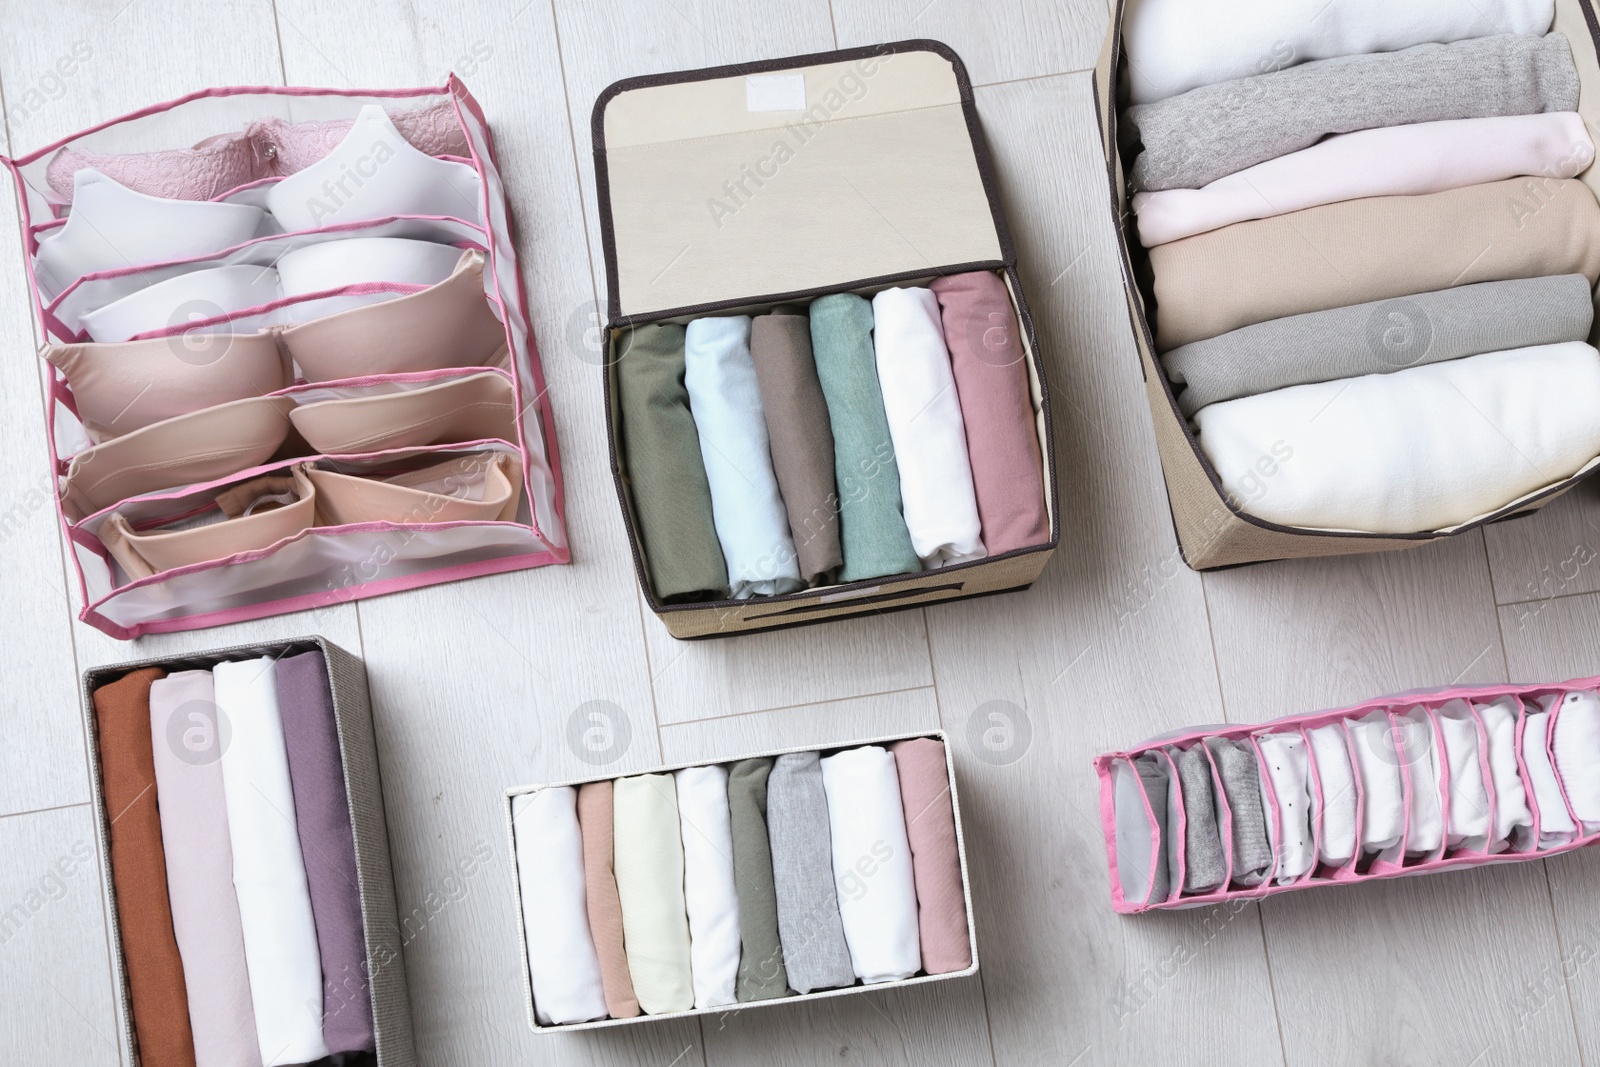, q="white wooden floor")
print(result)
[4,1,1600,1064]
